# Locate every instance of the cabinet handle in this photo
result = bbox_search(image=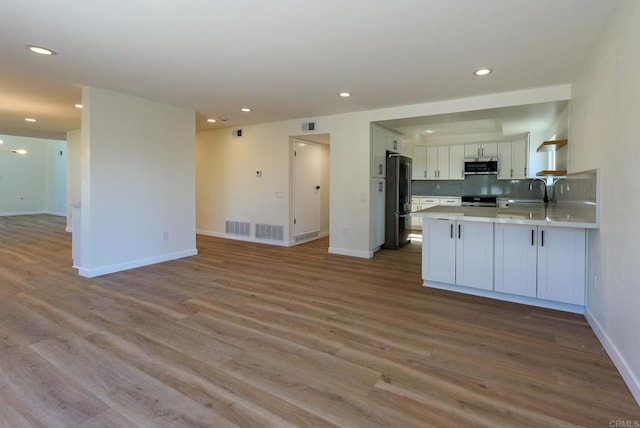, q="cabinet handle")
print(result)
[481,148,484,156]
[458,224,461,239]
[511,168,513,177]
[379,164,383,175]
[541,230,545,247]
[531,229,535,246]
[424,171,426,178]
[450,223,454,239]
